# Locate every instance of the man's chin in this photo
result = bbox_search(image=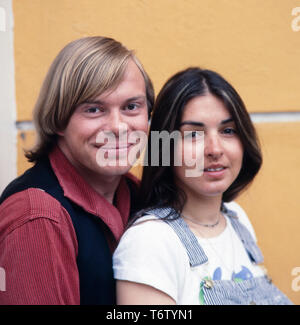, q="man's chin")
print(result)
[95,164,133,177]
